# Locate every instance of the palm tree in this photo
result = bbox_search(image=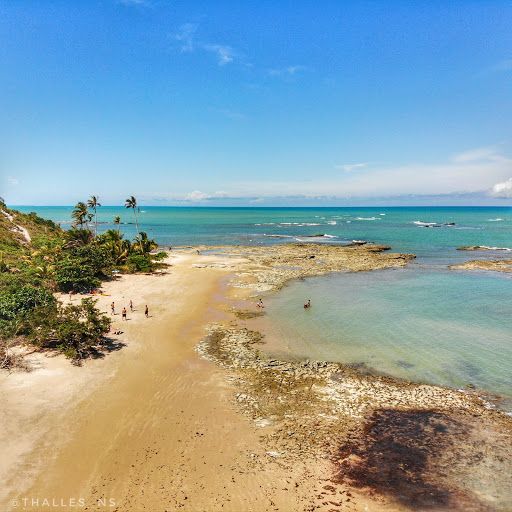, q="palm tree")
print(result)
[133,232,157,256]
[125,196,140,235]
[113,215,121,235]
[71,202,89,229]
[87,196,102,237]
[125,196,141,250]
[101,229,124,243]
